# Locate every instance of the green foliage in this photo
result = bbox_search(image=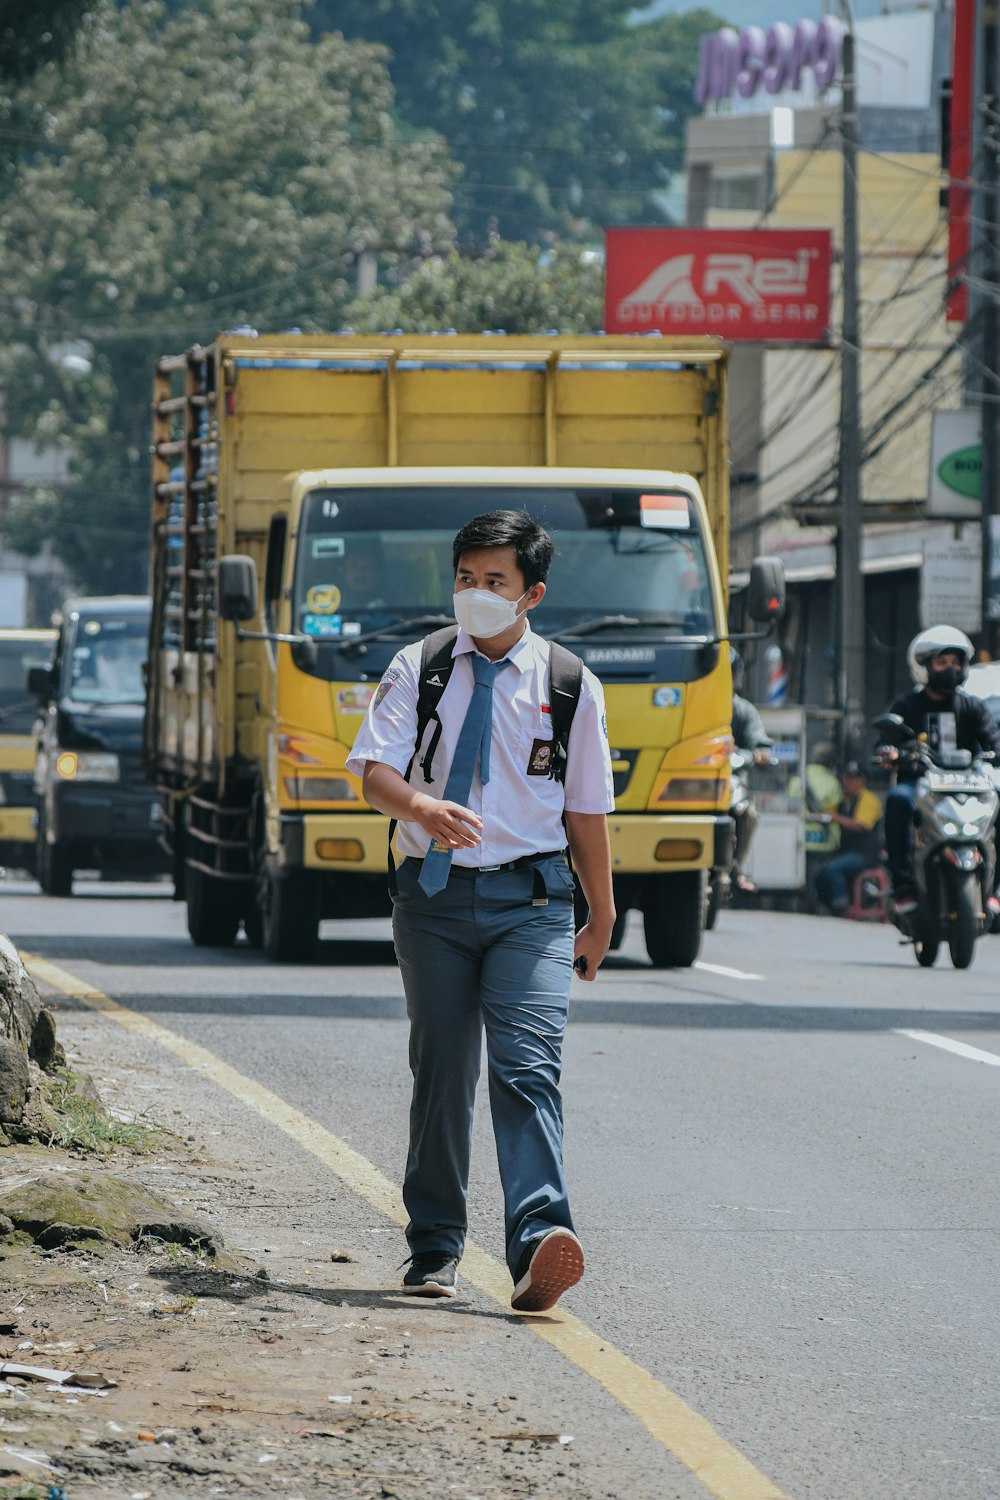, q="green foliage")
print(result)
[0,0,100,82]
[47,1069,152,1154]
[347,241,604,334]
[306,0,725,243]
[0,0,102,194]
[0,0,456,591]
